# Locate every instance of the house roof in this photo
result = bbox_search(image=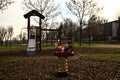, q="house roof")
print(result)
[24,10,45,19]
